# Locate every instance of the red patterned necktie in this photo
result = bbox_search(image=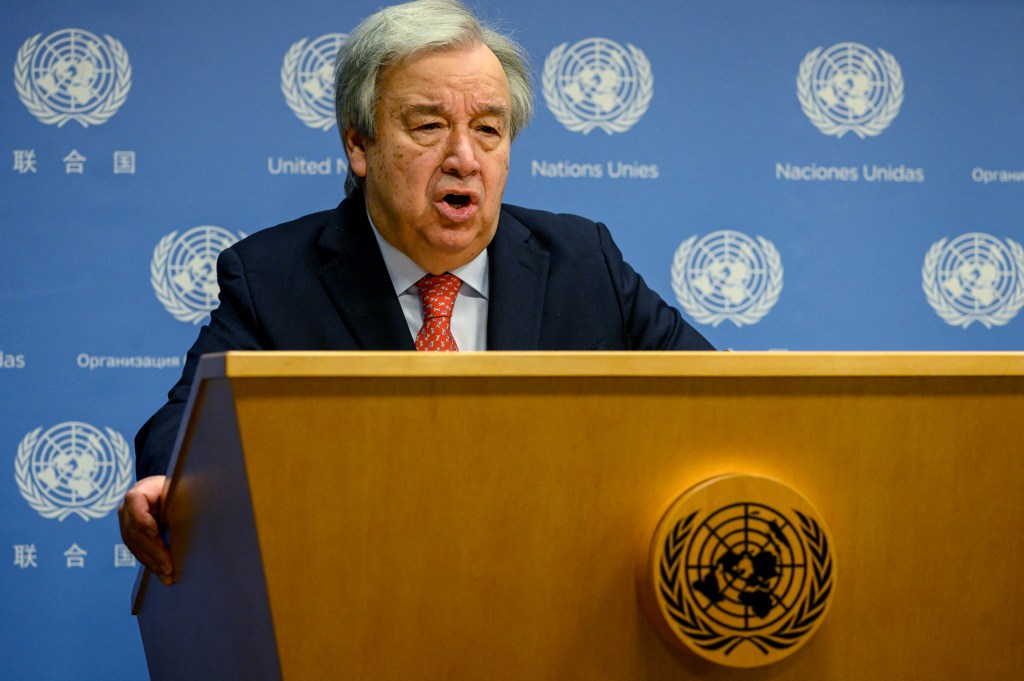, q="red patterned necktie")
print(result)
[415,273,462,351]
